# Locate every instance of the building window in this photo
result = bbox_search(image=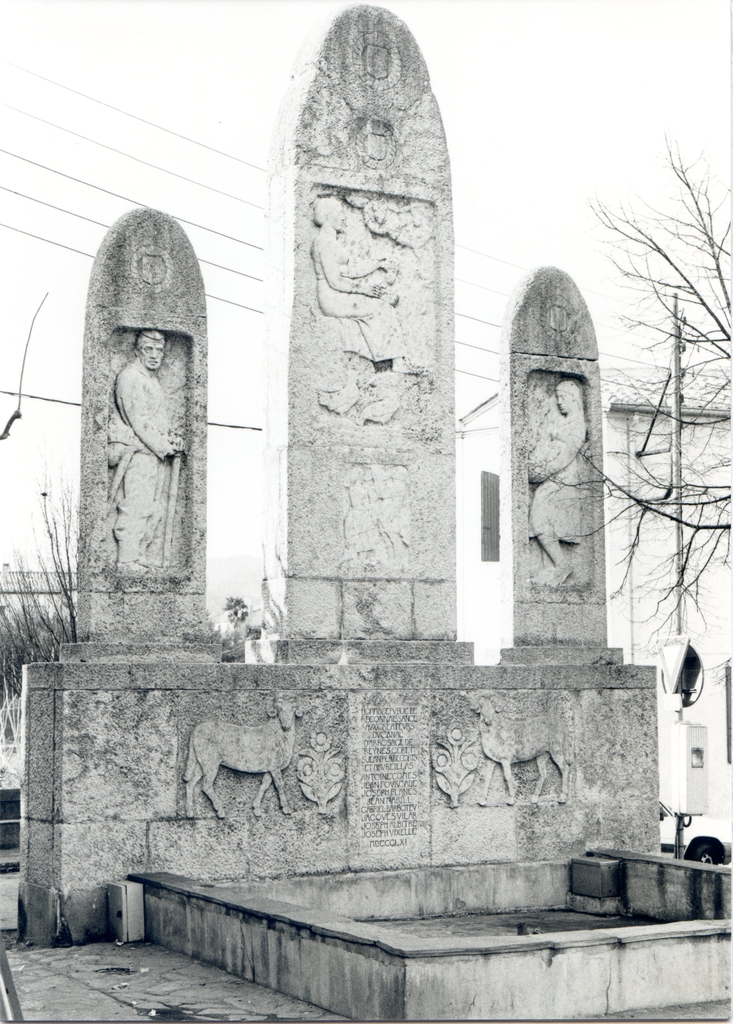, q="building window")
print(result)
[481,471,500,562]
